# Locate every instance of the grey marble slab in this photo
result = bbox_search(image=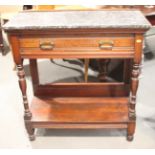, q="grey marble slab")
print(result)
[3,10,151,30]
